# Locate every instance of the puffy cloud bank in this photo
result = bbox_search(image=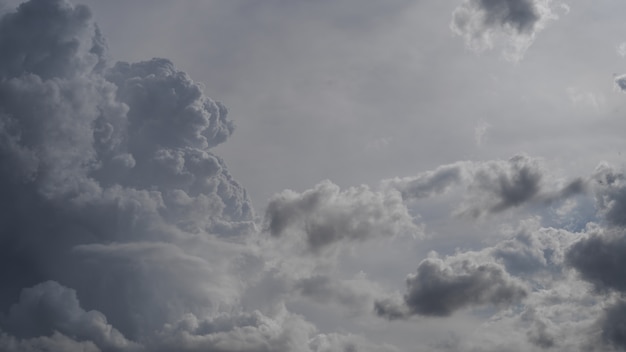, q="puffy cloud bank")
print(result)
[2,0,626,351]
